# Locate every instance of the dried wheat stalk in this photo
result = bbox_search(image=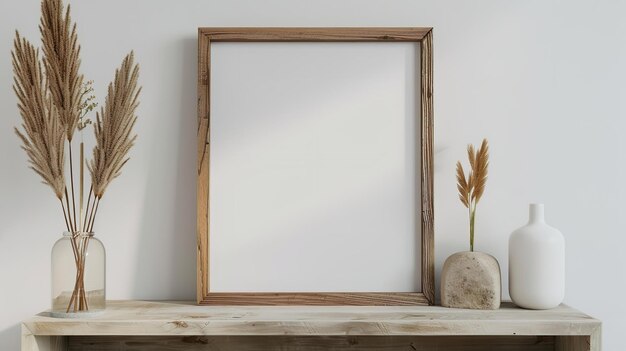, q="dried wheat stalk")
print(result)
[456,138,489,251]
